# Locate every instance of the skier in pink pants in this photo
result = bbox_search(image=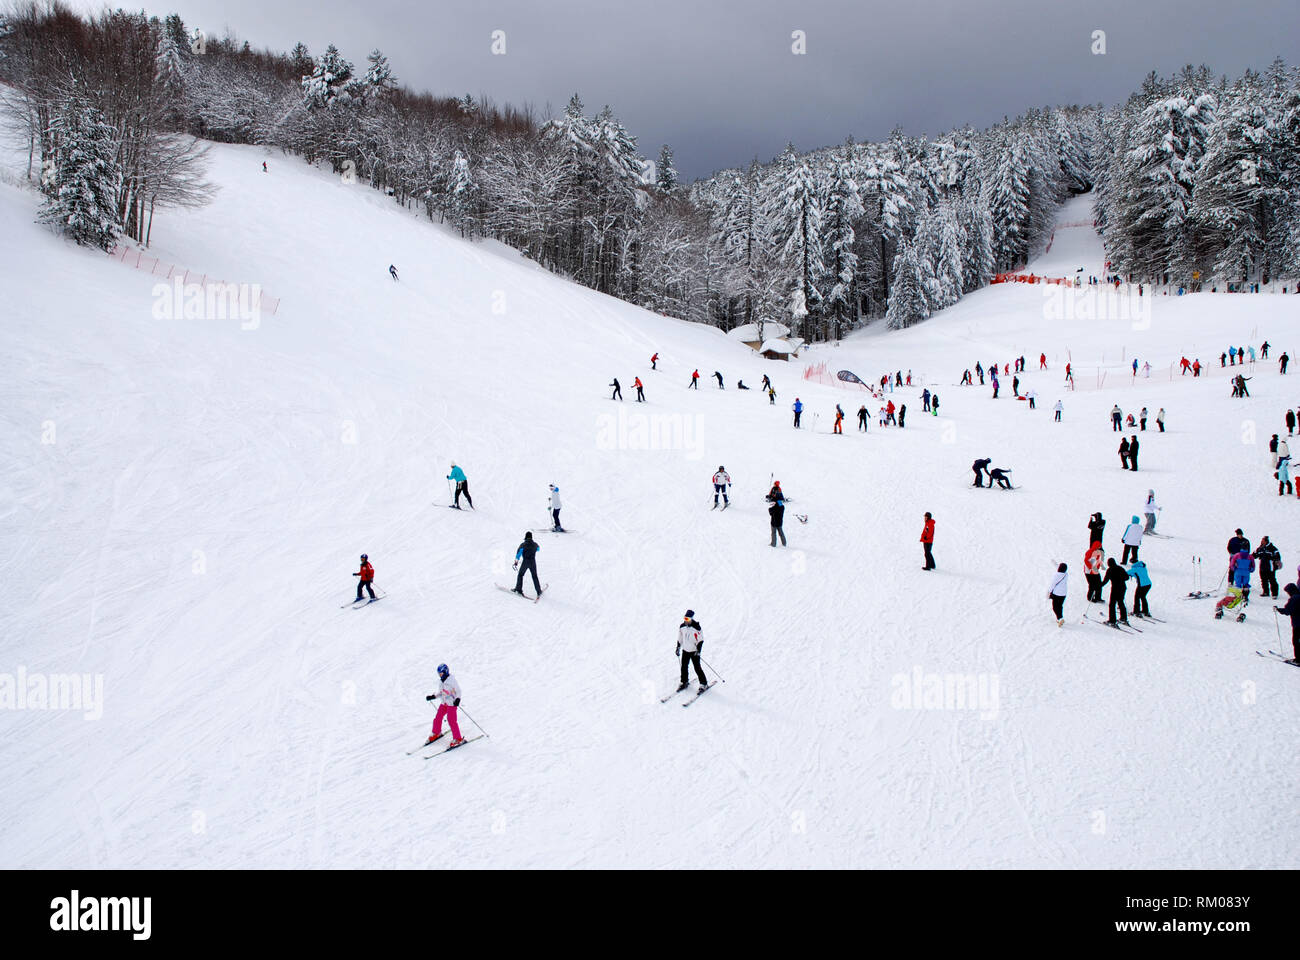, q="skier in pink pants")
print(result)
[425,663,464,746]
